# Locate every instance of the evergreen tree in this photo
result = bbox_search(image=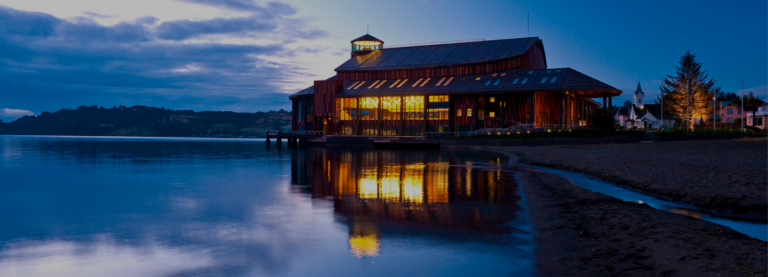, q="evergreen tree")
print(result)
[659,51,720,130]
